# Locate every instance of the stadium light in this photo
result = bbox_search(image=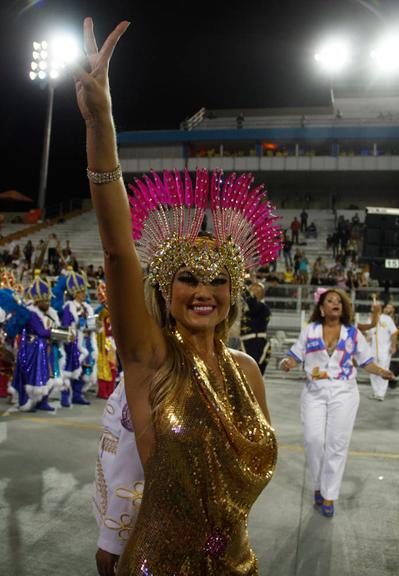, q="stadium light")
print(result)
[370,34,399,74]
[314,39,350,74]
[29,33,80,213]
[29,35,79,82]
